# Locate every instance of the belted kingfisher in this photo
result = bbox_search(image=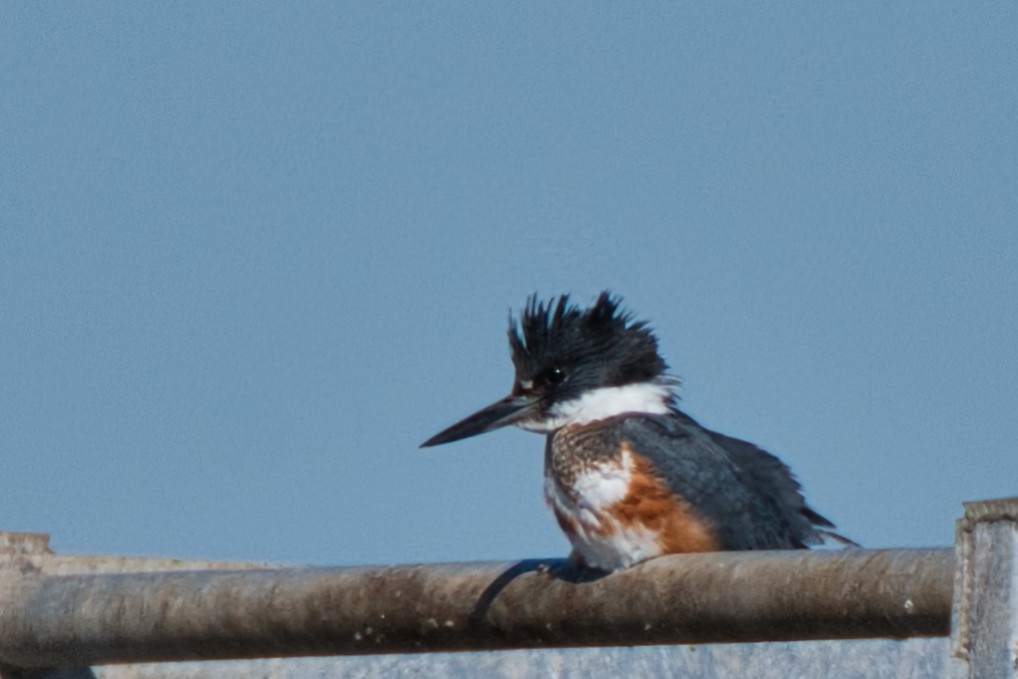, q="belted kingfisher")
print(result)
[421,292,852,571]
